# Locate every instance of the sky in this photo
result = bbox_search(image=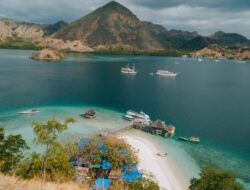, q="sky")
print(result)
[0,0,250,38]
